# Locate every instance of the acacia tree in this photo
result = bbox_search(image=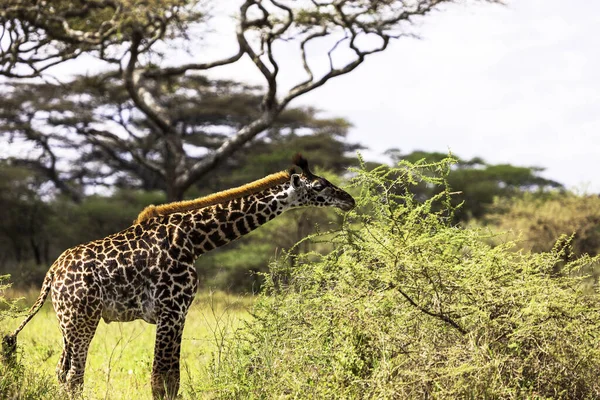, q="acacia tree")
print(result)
[1,0,502,200]
[0,74,357,201]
